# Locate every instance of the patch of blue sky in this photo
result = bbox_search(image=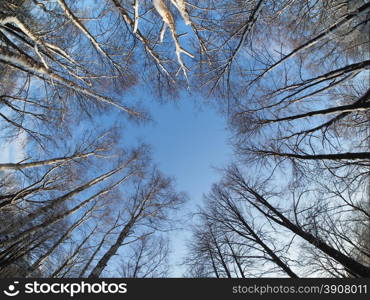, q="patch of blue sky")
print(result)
[111,90,233,276]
